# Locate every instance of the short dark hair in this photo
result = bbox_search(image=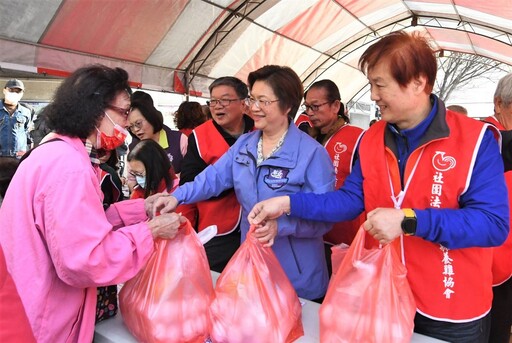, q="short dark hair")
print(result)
[127,139,174,198]
[247,65,304,118]
[306,79,349,123]
[43,64,132,138]
[174,101,206,130]
[208,76,248,99]
[359,31,437,94]
[130,91,163,133]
